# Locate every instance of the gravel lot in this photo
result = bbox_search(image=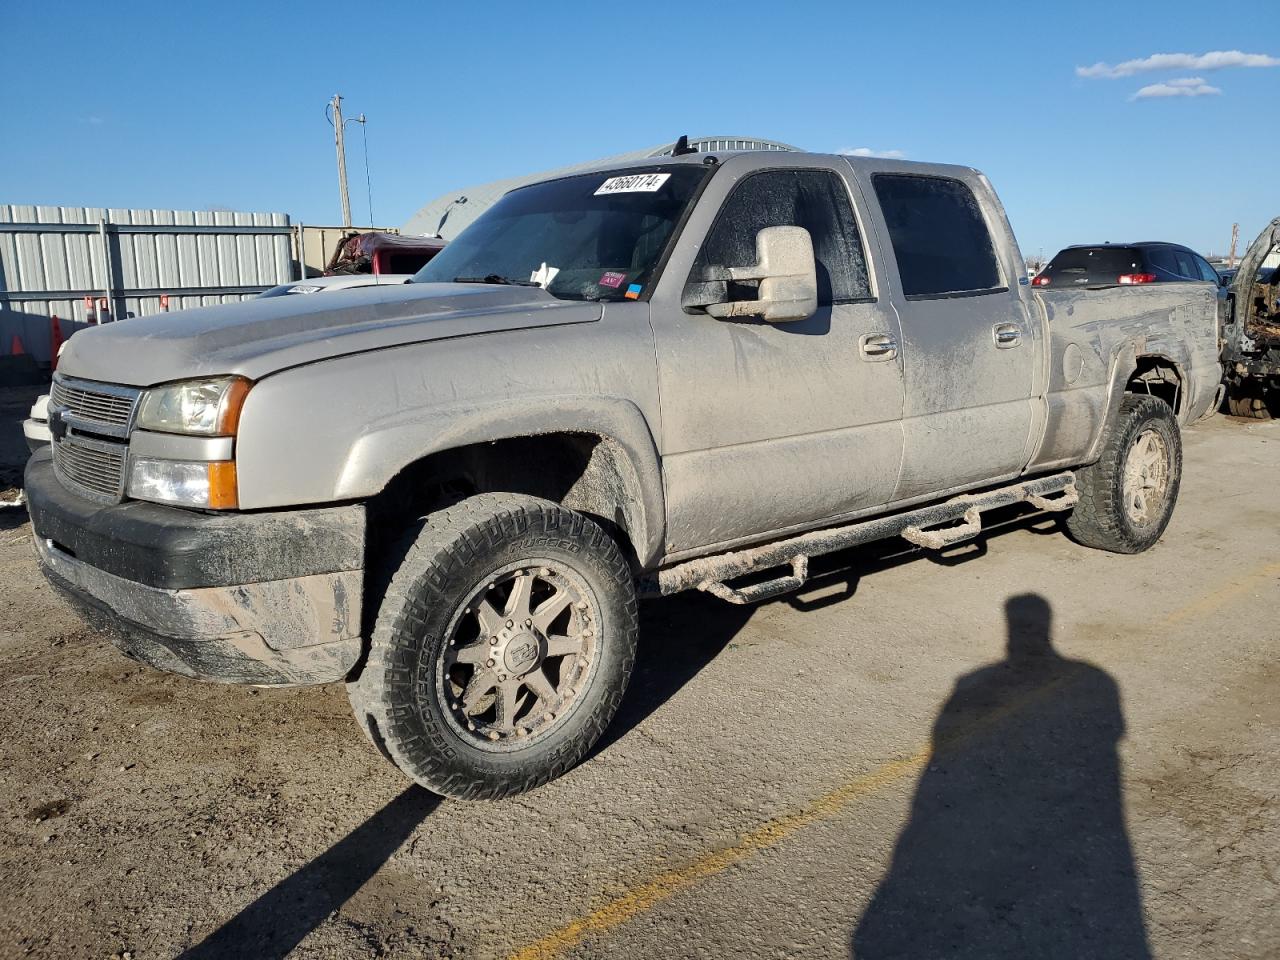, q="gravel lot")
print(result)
[0,397,1276,959]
